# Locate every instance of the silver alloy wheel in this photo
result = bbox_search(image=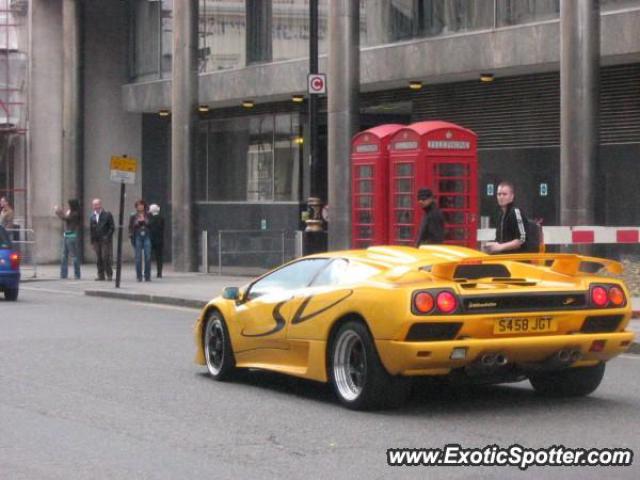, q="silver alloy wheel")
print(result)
[205,317,225,376]
[333,330,367,401]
